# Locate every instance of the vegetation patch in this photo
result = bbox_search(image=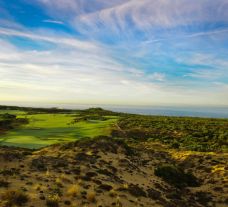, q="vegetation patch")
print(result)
[0,113,28,132]
[154,164,200,188]
[1,190,28,207]
[114,115,228,152]
[1,106,227,153]
[0,180,10,188]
